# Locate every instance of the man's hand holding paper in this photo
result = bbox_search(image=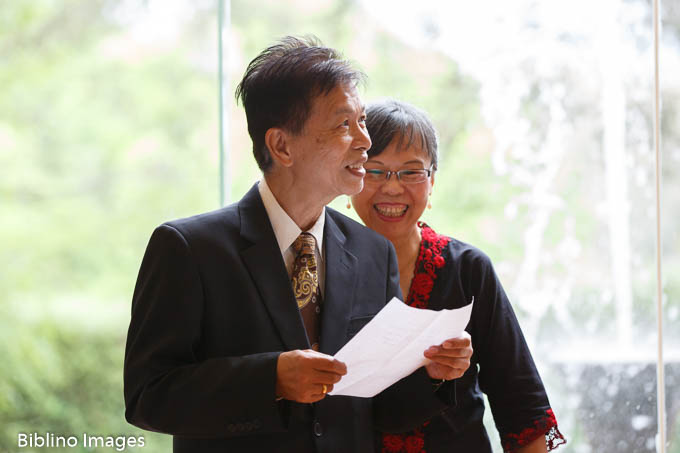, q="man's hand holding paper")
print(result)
[275,349,347,403]
[424,331,473,381]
